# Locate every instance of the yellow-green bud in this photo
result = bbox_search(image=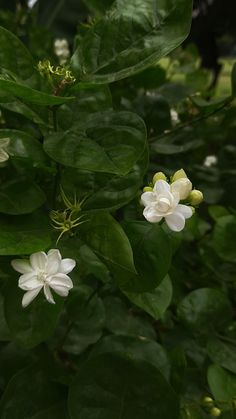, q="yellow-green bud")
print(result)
[210,407,221,417]
[202,396,214,406]
[153,172,167,183]
[143,186,153,192]
[188,190,203,206]
[172,169,188,182]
